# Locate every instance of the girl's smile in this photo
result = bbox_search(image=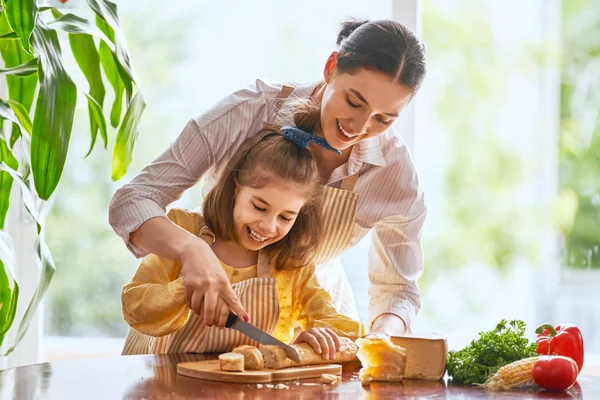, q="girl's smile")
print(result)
[234,182,306,251]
